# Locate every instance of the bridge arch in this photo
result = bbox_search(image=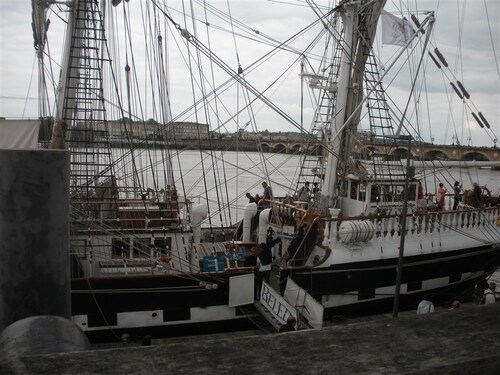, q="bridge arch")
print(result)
[290,144,302,153]
[390,147,414,160]
[460,151,490,161]
[260,143,270,153]
[424,149,449,161]
[272,143,287,153]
